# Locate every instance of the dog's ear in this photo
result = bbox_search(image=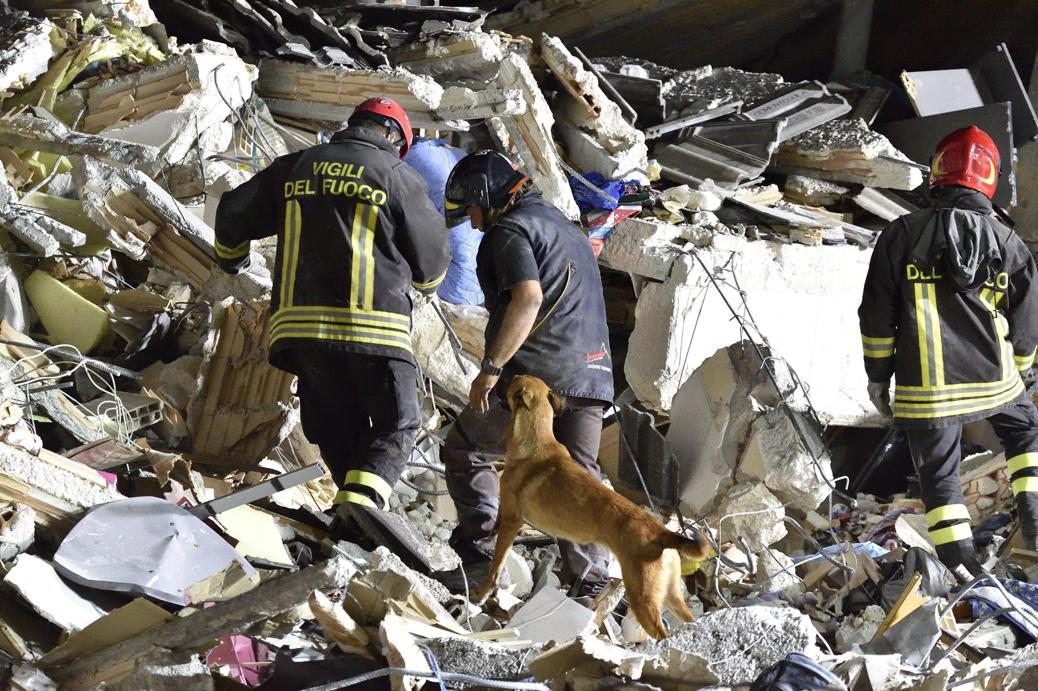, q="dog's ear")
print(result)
[511,385,534,410]
[547,389,562,414]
